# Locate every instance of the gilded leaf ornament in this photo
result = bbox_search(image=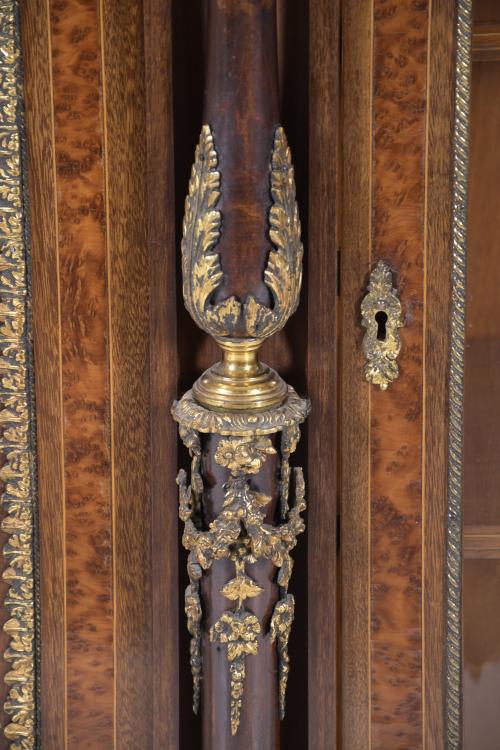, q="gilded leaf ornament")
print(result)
[181,125,303,340]
[210,609,260,736]
[270,594,295,719]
